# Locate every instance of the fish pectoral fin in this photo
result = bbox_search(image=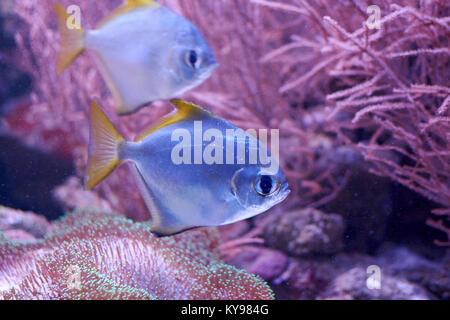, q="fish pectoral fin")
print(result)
[136,99,216,142]
[133,165,164,228]
[54,2,85,74]
[85,101,125,190]
[96,0,160,29]
[132,166,186,236]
